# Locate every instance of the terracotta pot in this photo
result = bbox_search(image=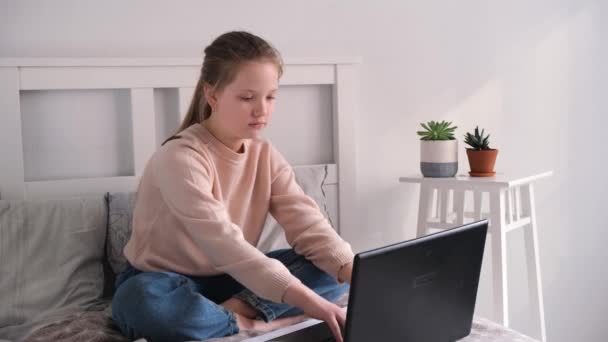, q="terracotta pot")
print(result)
[466,149,498,177]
